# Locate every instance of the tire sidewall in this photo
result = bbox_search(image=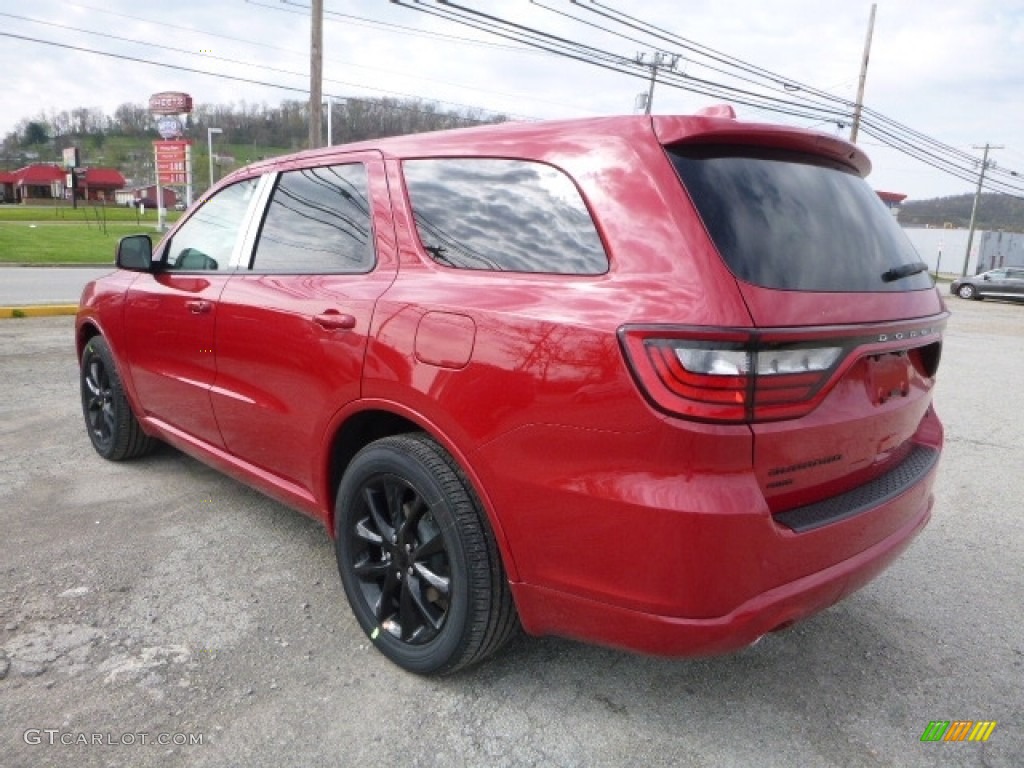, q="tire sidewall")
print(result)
[958,284,976,299]
[335,441,472,674]
[80,338,120,459]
